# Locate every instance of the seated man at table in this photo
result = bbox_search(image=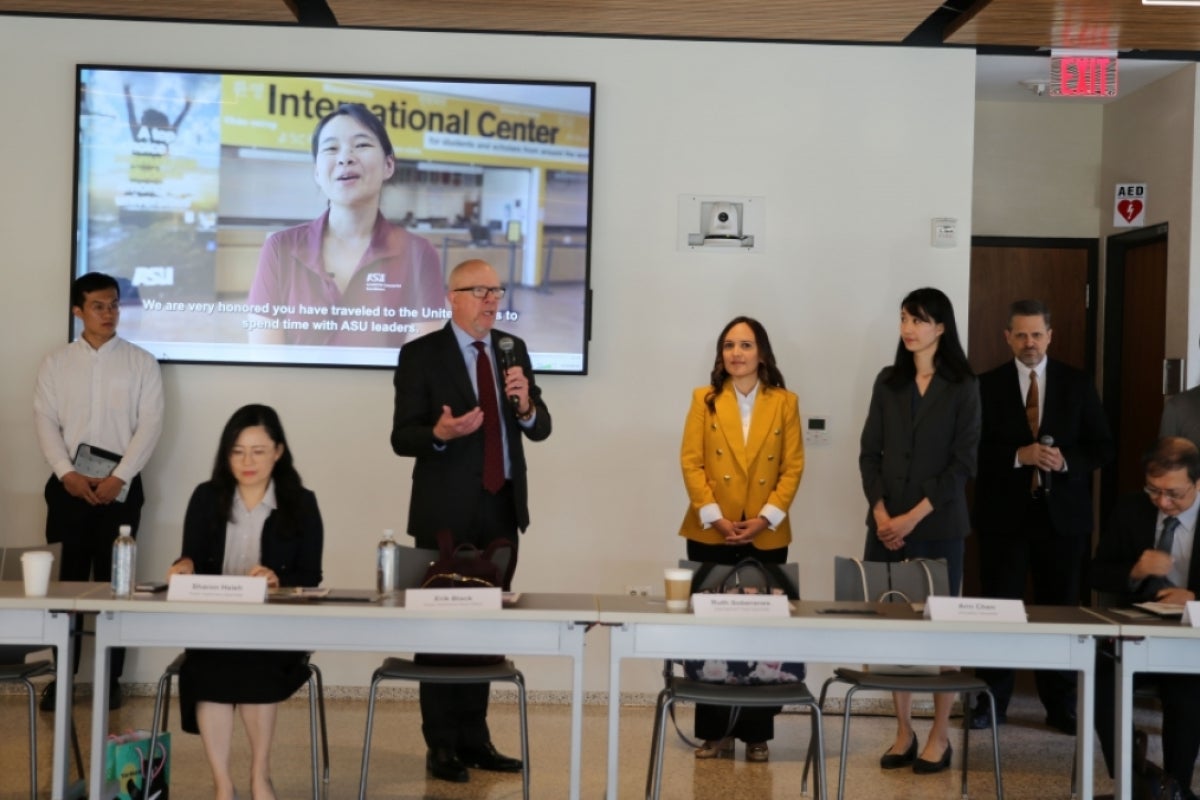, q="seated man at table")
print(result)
[1093,436,1200,798]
